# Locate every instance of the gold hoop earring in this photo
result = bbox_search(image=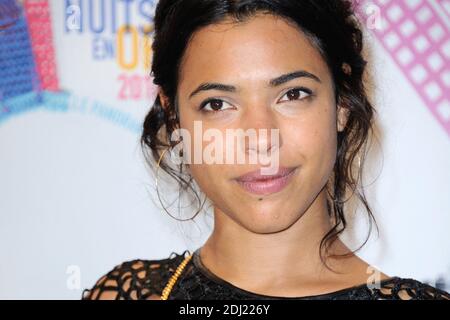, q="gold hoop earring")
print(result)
[155,146,205,222]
